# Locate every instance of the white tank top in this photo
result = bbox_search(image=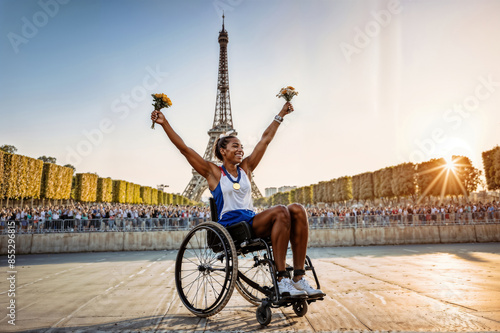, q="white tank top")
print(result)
[211,166,254,221]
